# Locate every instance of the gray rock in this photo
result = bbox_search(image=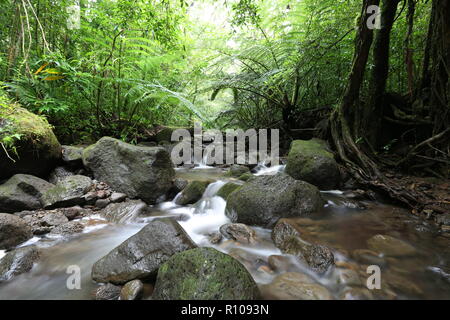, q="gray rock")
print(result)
[41,175,93,209]
[95,199,110,209]
[225,173,325,228]
[152,247,260,300]
[61,145,84,165]
[0,174,53,213]
[219,223,256,244]
[175,180,210,205]
[91,218,196,284]
[41,211,69,227]
[0,213,33,249]
[49,166,75,184]
[50,221,85,235]
[82,137,175,204]
[95,283,121,300]
[110,192,127,203]
[100,200,147,223]
[173,178,188,193]
[0,246,40,282]
[272,219,334,274]
[285,138,340,190]
[120,280,144,300]
[225,164,250,178]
